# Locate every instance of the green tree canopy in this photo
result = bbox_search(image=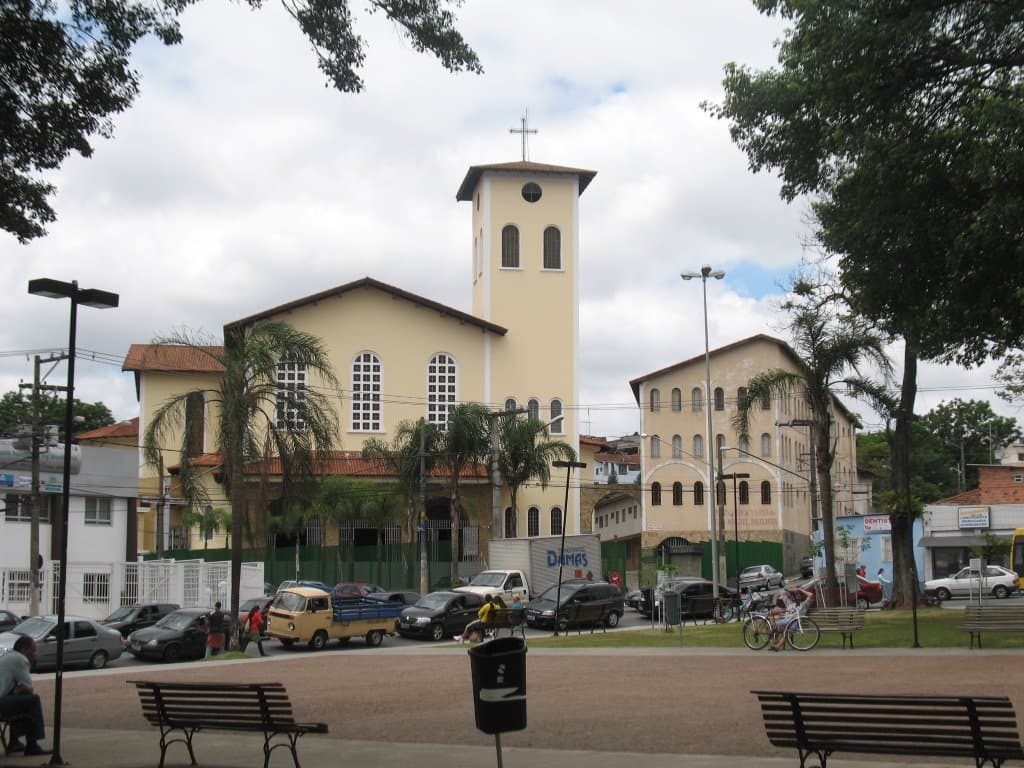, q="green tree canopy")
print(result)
[2,0,481,242]
[0,390,115,439]
[919,399,1021,489]
[707,0,1024,366]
